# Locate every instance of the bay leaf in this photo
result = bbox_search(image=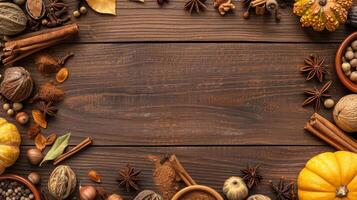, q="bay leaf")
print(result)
[26,0,43,19]
[40,132,71,166]
[86,0,116,15]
